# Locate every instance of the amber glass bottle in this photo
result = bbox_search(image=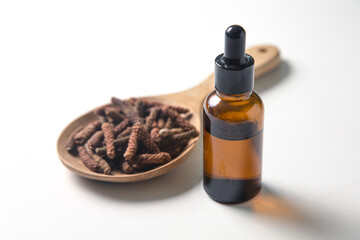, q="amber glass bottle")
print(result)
[203,25,264,203]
